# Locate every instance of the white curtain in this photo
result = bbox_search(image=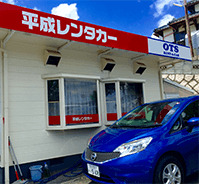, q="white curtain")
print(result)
[120,82,143,114]
[105,83,117,114]
[64,78,98,116]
